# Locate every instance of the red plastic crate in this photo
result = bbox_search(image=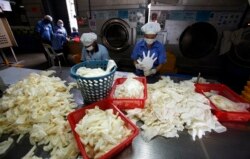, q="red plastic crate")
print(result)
[109,77,147,109]
[195,83,250,122]
[67,99,139,159]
